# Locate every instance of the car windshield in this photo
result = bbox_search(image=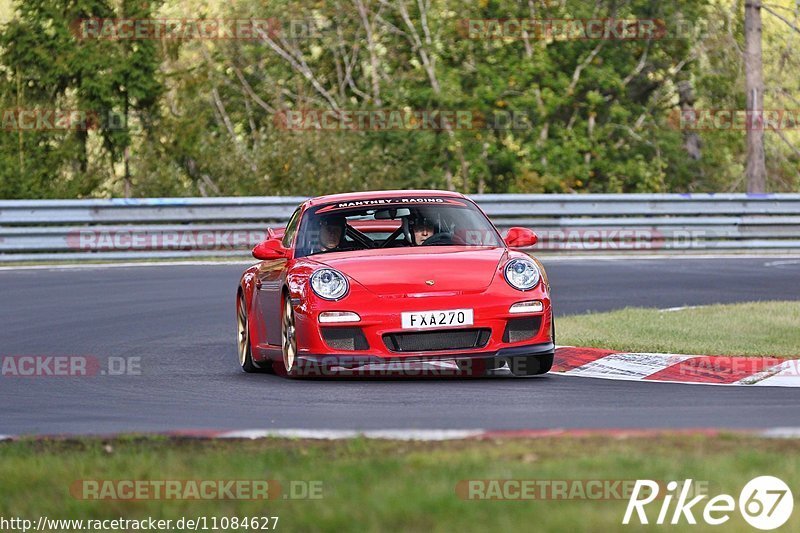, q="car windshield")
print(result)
[294,196,503,257]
